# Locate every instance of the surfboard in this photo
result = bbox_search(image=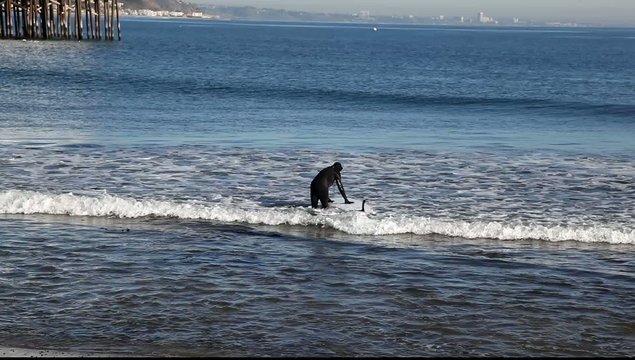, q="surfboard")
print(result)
[331,199,361,211]
[307,198,374,215]
[330,198,374,214]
